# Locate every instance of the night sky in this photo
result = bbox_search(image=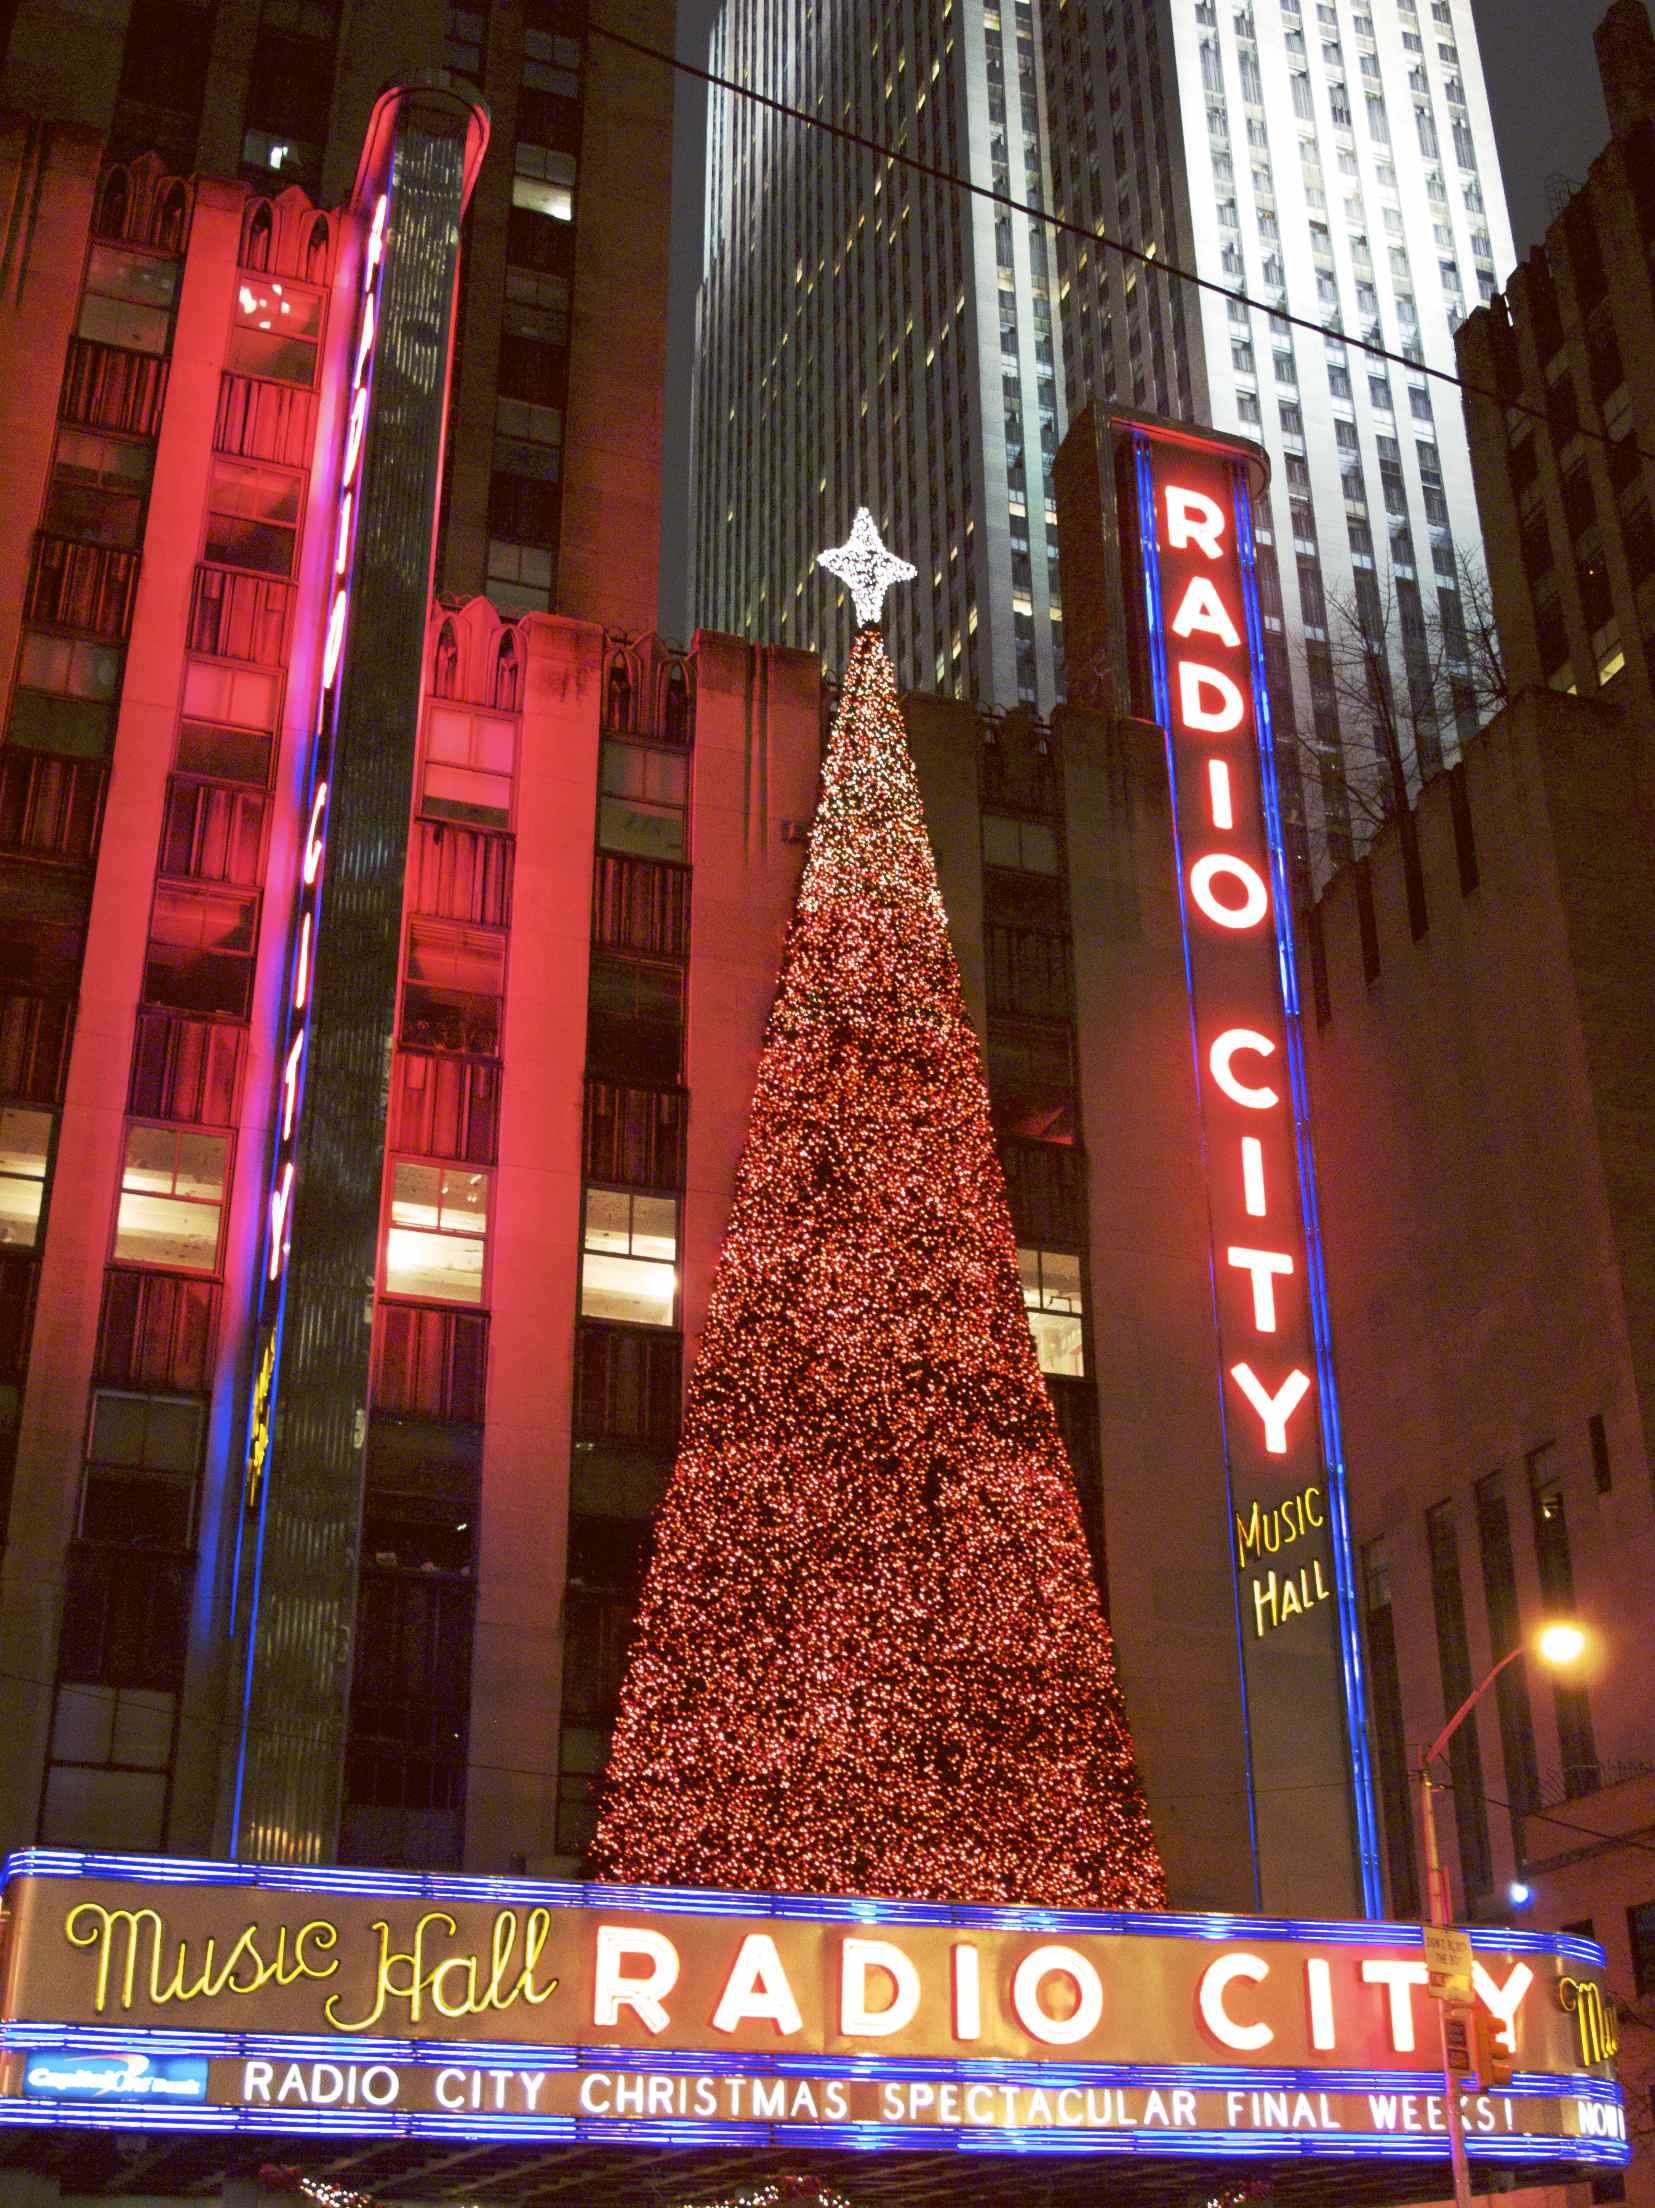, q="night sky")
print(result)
[657,0,1612,639]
